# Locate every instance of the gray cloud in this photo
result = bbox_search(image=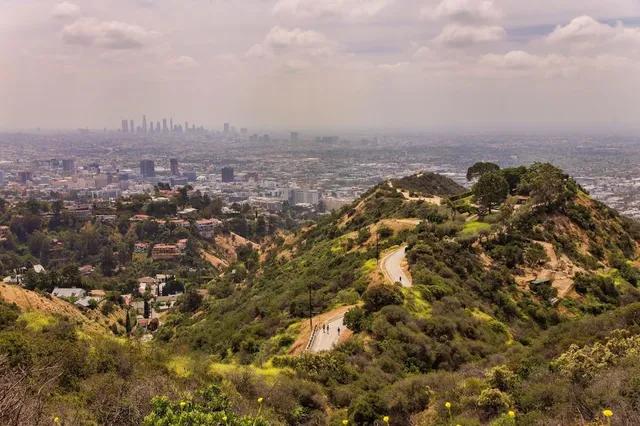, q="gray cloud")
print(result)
[61,18,158,50]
